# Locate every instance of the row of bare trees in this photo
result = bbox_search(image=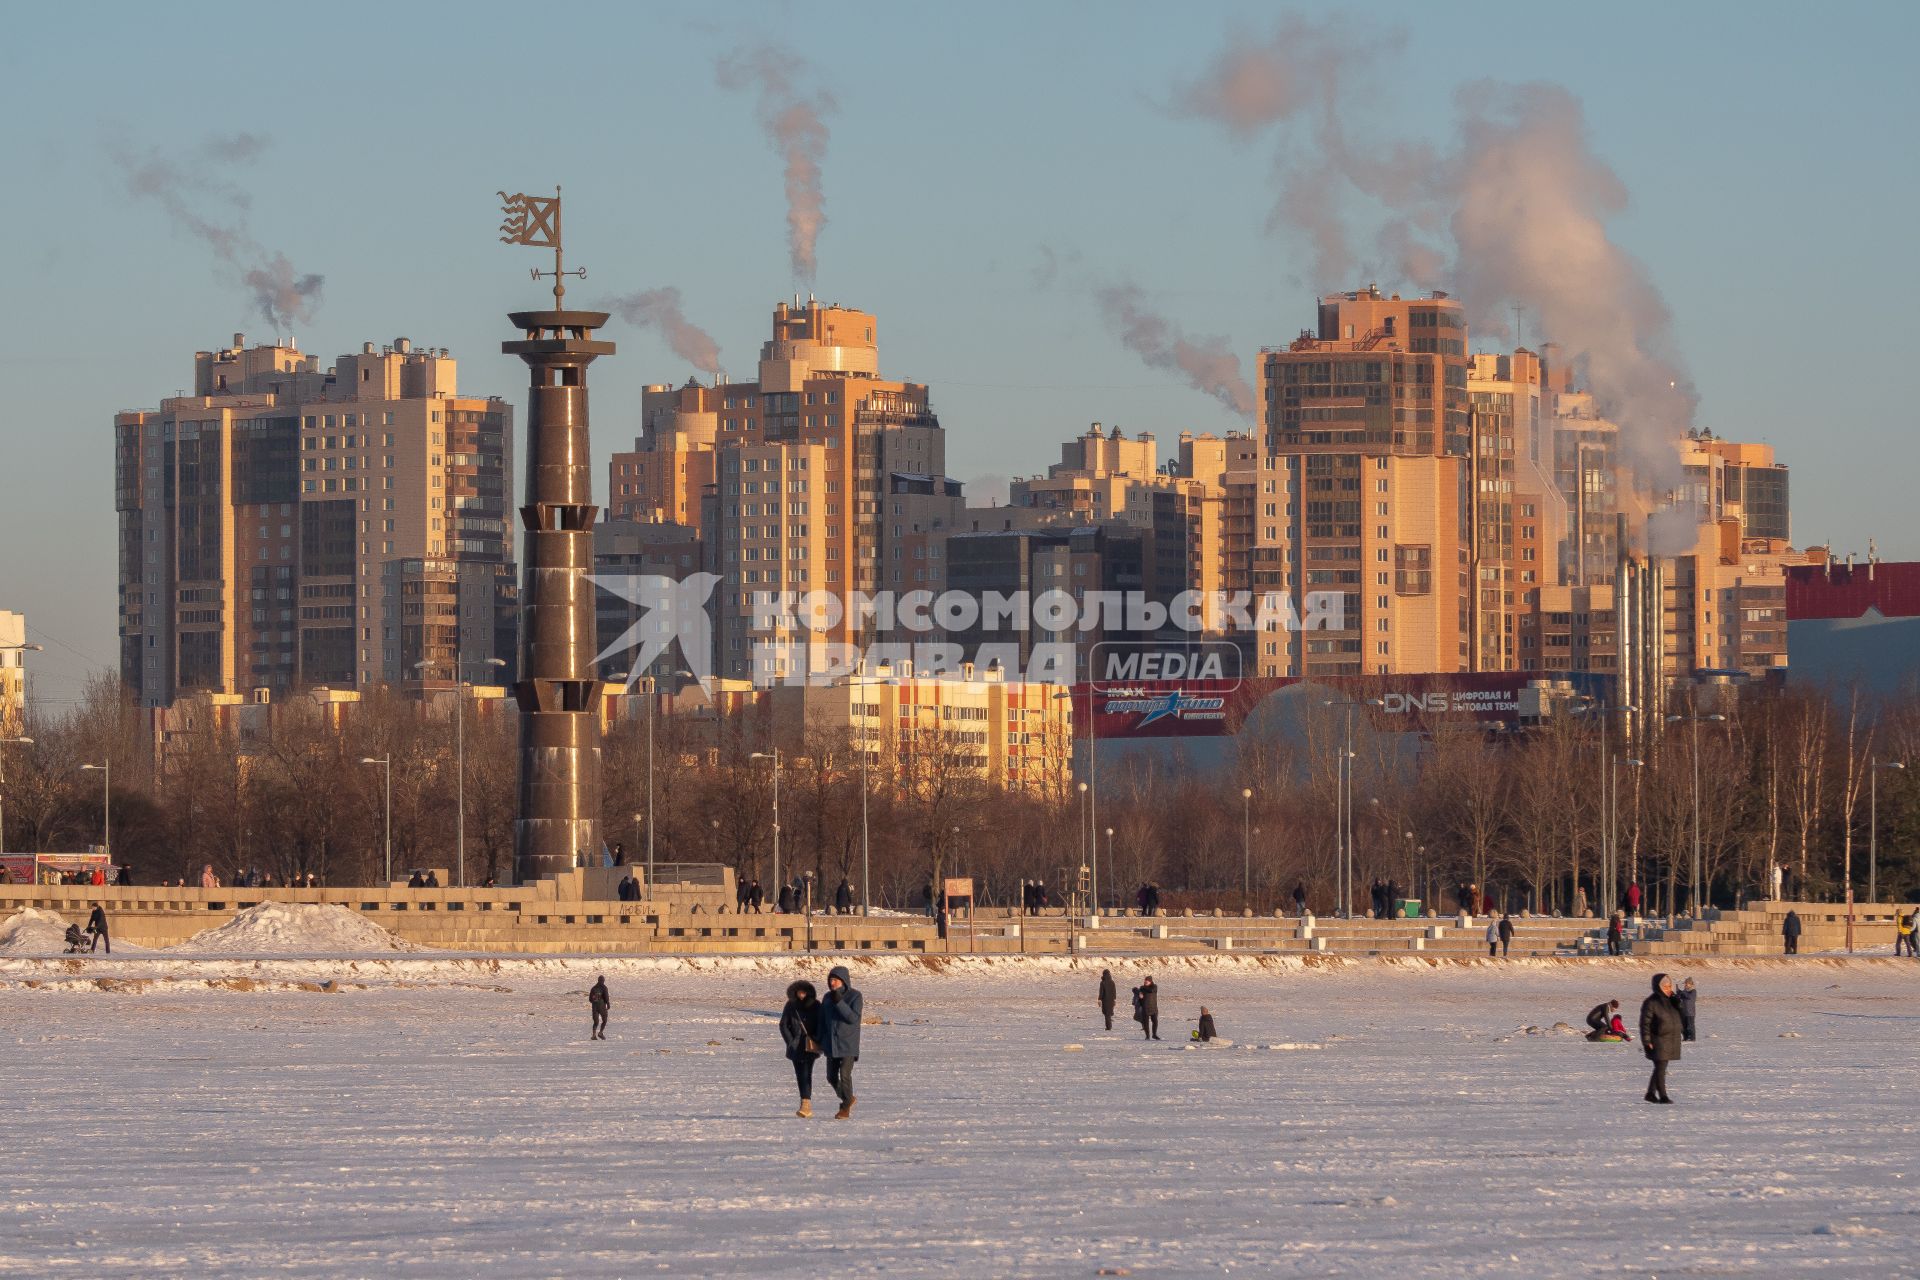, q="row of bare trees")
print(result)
[4,676,1917,914]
